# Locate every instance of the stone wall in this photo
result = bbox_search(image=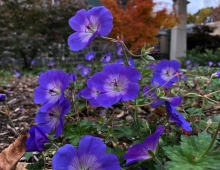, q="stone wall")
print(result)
[0,38,118,67]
